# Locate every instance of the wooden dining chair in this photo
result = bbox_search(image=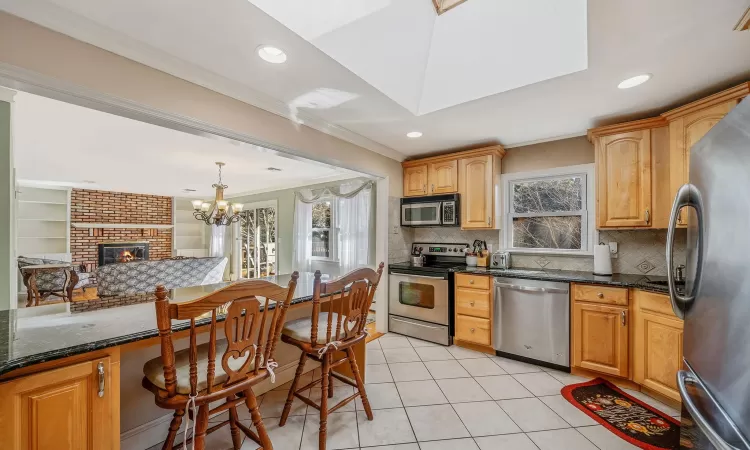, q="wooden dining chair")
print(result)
[278,263,384,450]
[142,273,299,450]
